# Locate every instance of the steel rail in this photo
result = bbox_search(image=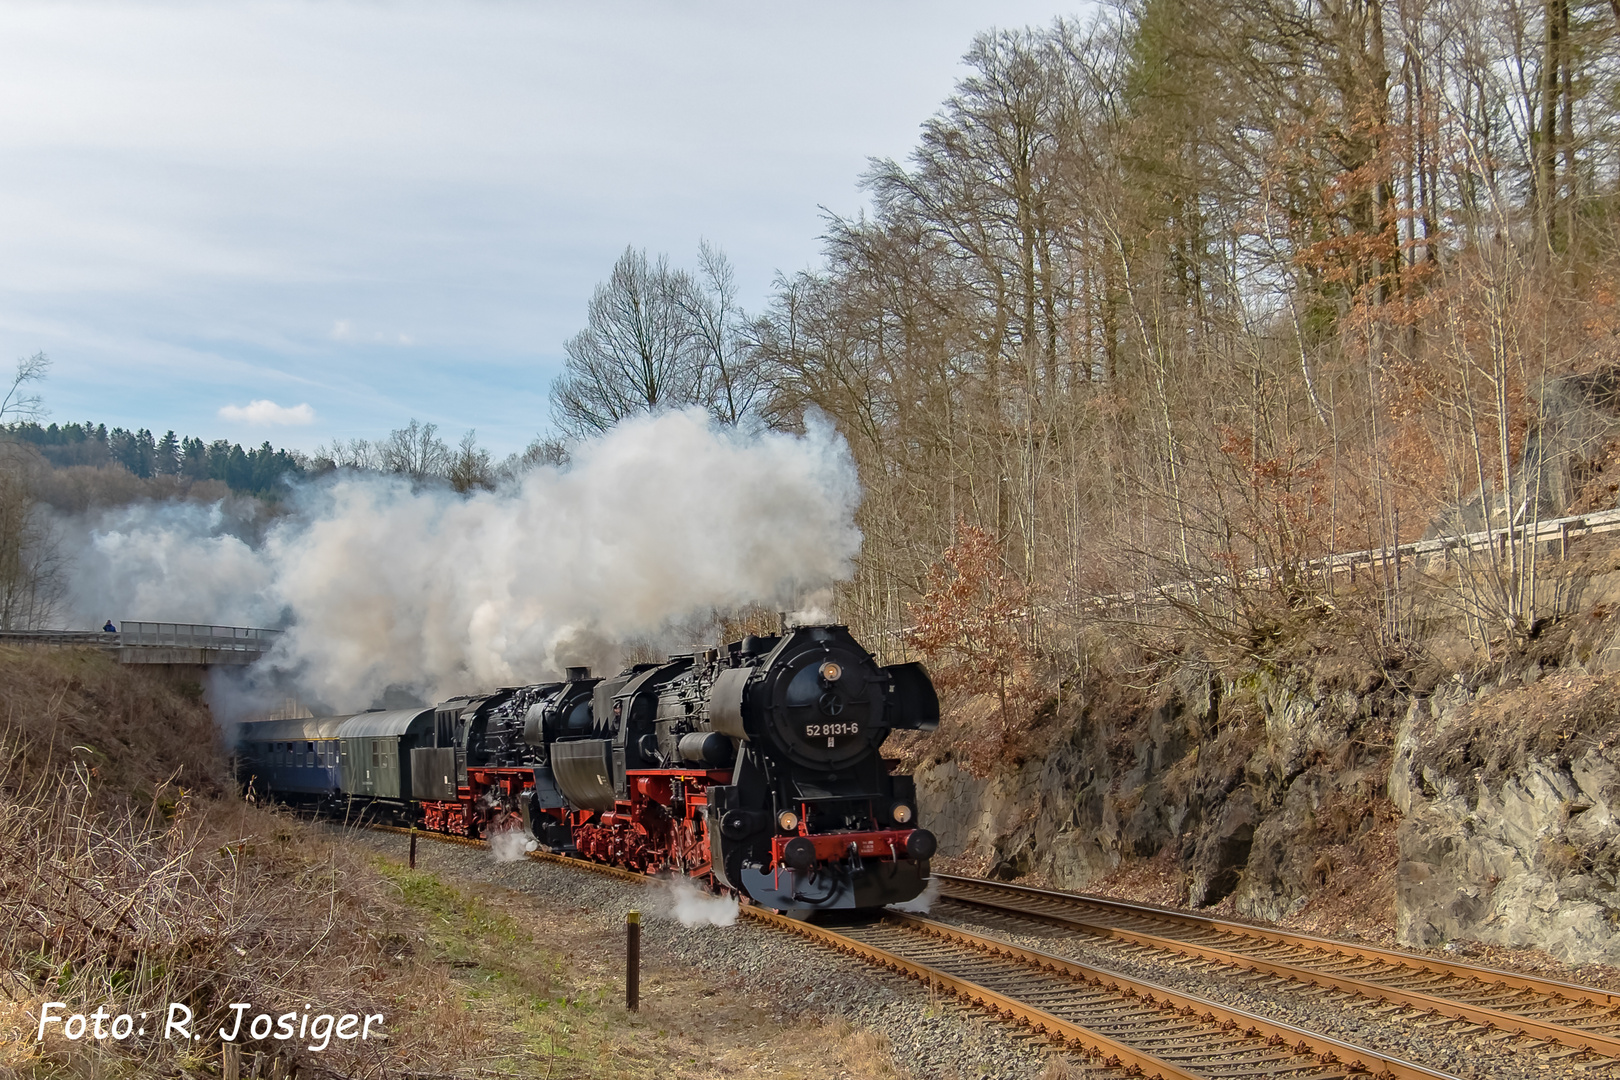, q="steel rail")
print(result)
[369,826,1185,1075]
[367,826,1462,1078]
[937,874,1620,1056]
[753,908,1206,1080]
[937,874,1620,1003]
[849,913,1464,1080]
